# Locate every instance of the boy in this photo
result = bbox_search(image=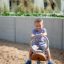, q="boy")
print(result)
[26,19,54,64]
